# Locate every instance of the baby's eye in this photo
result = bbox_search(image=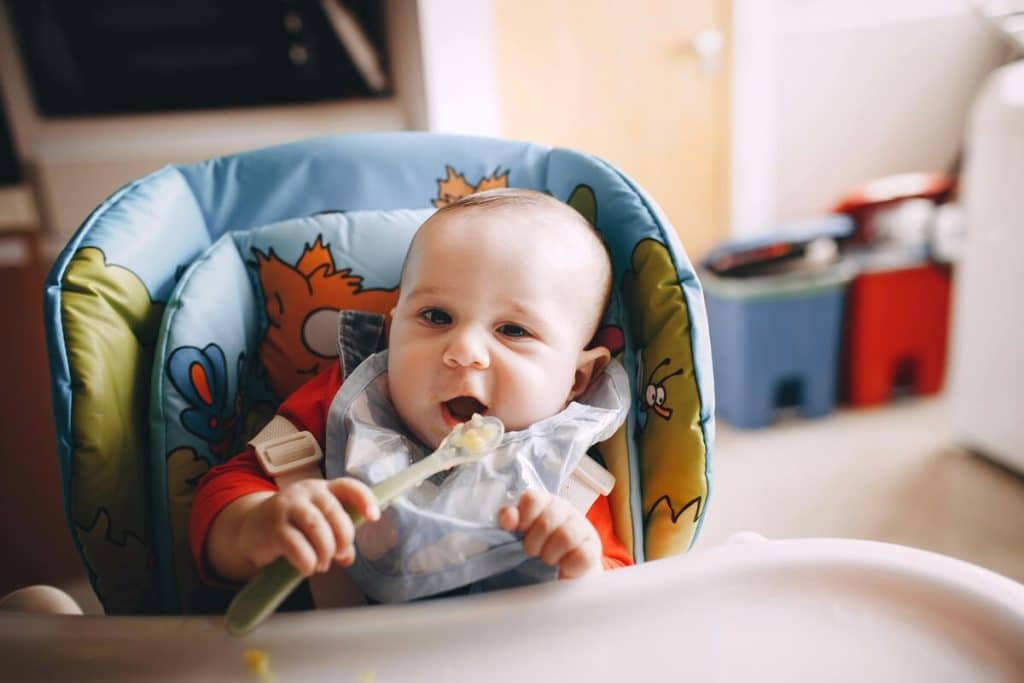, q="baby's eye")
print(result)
[497,323,530,339]
[421,308,452,325]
